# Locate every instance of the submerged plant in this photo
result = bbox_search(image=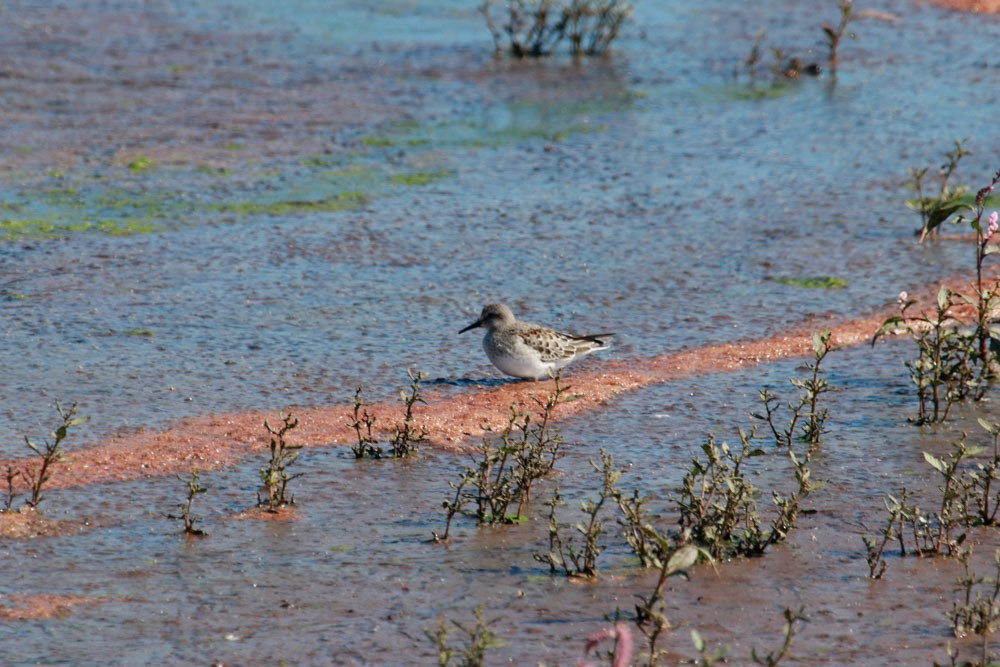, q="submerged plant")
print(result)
[535,449,618,578]
[348,385,382,459]
[389,369,429,458]
[822,0,855,74]
[860,424,1000,576]
[874,286,982,423]
[878,167,1000,423]
[2,466,20,512]
[674,427,812,560]
[945,549,1000,665]
[480,0,633,58]
[169,470,208,536]
[905,139,972,243]
[435,378,566,541]
[756,329,834,449]
[425,605,504,667]
[23,401,88,510]
[258,412,302,511]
